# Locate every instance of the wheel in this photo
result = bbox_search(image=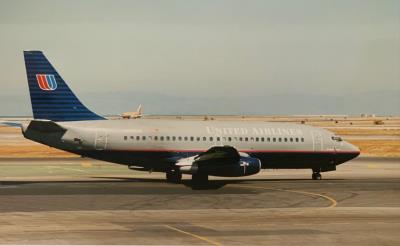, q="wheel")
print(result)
[166,169,182,183]
[191,173,208,188]
[312,173,322,180]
